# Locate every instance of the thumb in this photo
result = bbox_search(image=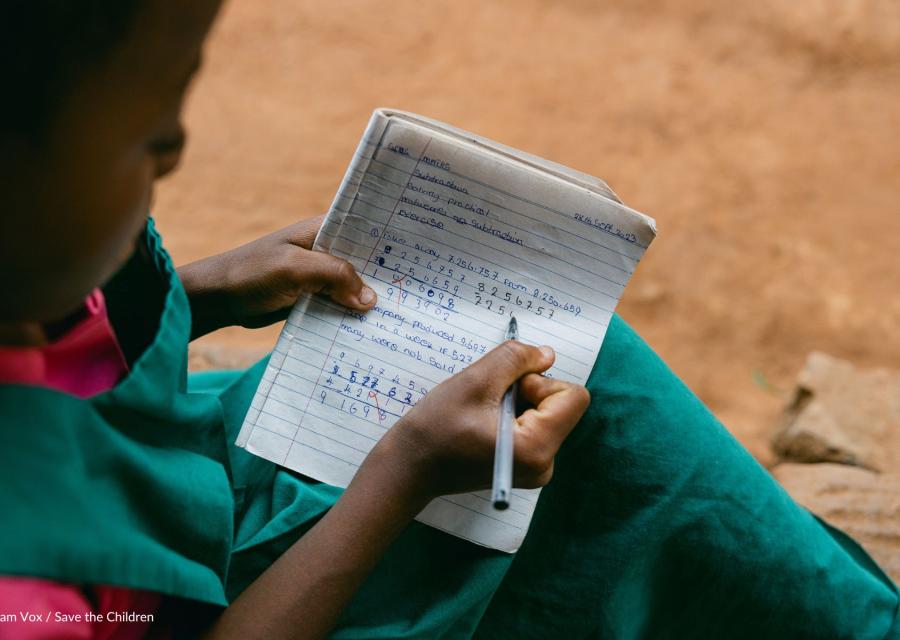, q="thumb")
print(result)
[297,249,377,310]
[465,340,555,399]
